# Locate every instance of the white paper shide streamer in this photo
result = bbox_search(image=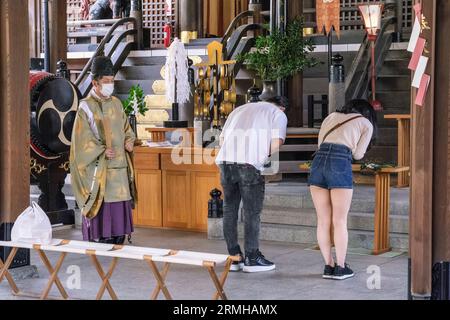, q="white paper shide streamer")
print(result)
[132,90,139,115]
[165,38,190,104]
